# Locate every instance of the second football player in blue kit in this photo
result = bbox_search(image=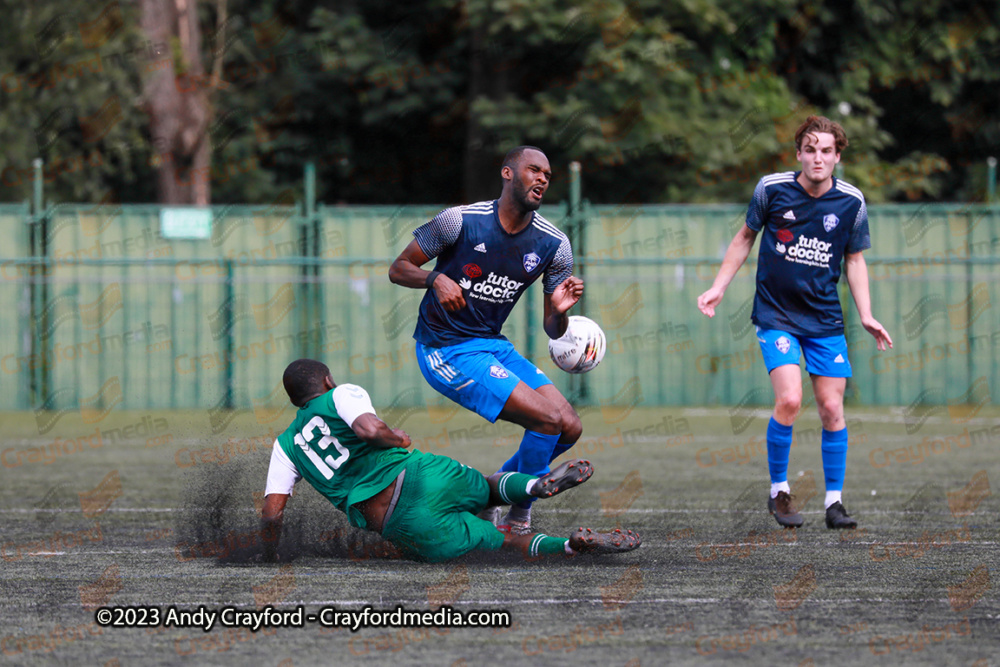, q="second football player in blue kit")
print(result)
[698,116,893,530]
